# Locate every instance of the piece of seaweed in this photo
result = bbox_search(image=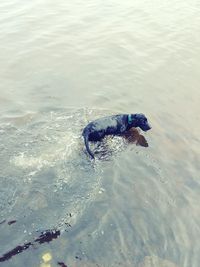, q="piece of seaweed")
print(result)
[0,229,60,262]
